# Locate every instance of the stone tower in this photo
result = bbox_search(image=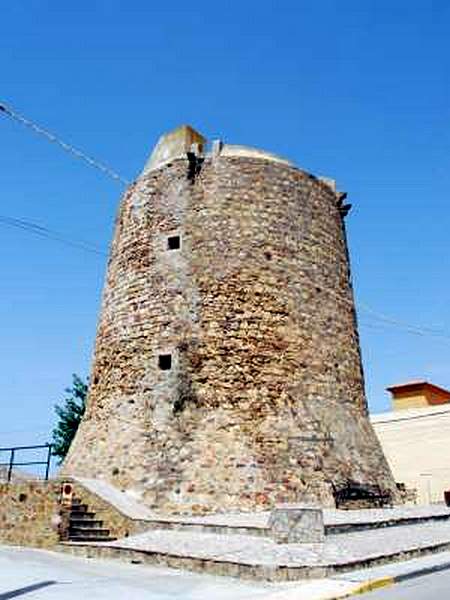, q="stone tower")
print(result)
[63,125,397,514]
